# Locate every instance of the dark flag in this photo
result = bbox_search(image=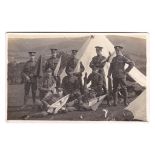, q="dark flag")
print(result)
[84,72,87,87]
[34,55,43,78]
[108,77,112,93]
